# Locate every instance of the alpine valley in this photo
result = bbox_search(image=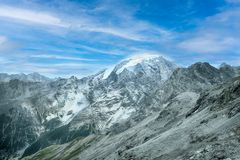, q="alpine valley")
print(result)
[1,55,240,160]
